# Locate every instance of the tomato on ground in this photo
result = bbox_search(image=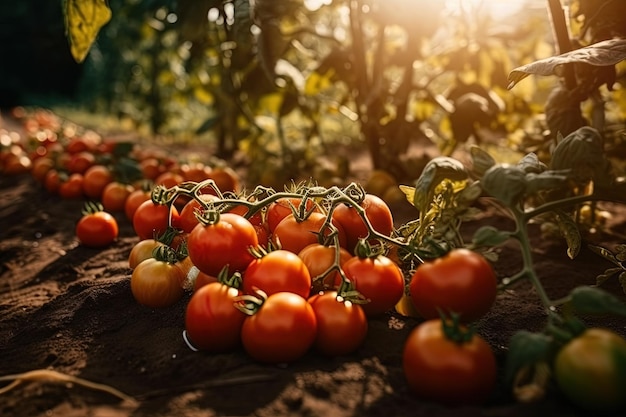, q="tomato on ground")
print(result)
[240,292,317,363]
[82,164,114,199]
[342,254,404,317]
[130,257,186,308]
[102,181,134,212]
[409,248,497,323]
[128,239,165,269]
[185,281,246,352]
[76,206,119,248]
[308,291,368,356]
[242,249,311,298]
[403,319,497,405]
